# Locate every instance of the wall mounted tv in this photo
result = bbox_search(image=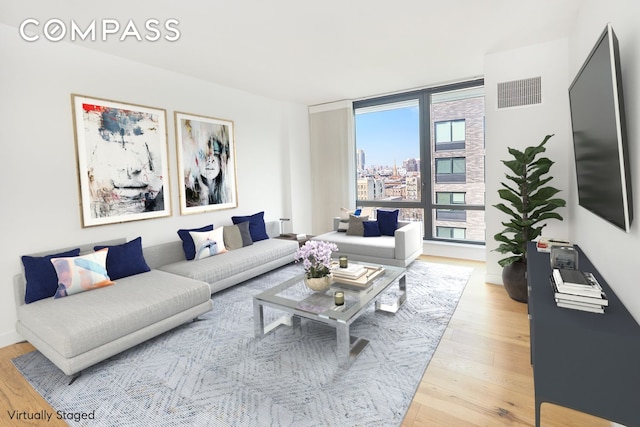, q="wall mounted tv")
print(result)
[569,23,633,232]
